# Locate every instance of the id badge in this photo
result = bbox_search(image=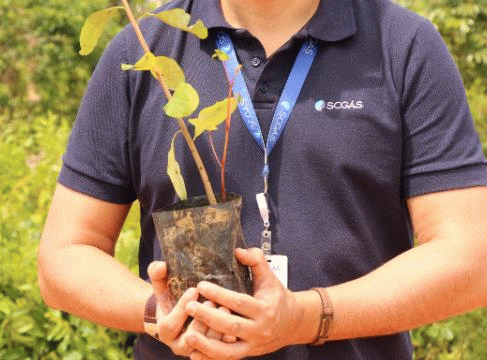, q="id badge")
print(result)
[267,255,288,288]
